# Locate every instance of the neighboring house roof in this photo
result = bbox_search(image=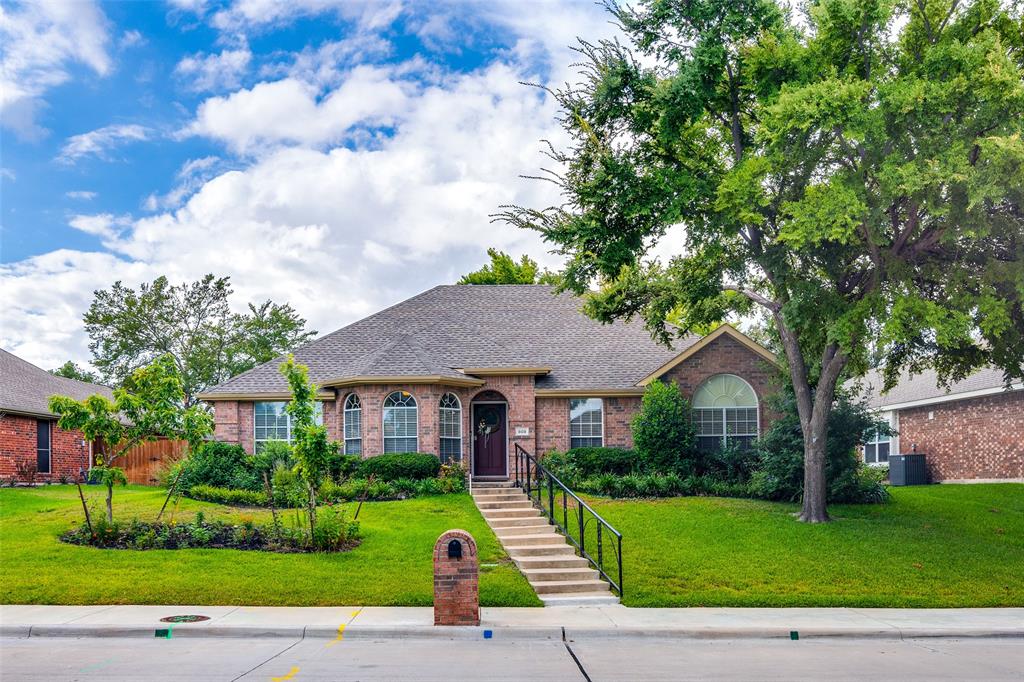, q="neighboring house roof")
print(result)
[201,285,717,398]
[0,349,114,419]
[856,365,1022,411]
